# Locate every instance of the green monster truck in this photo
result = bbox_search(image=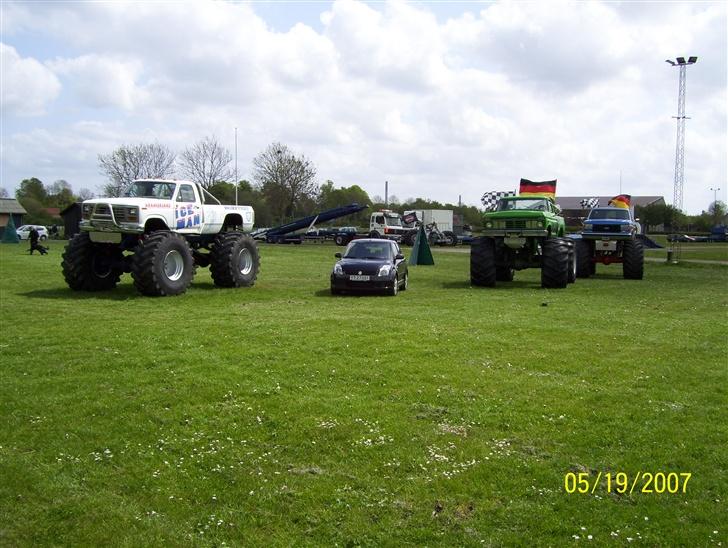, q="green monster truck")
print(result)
[470,196,576,288]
